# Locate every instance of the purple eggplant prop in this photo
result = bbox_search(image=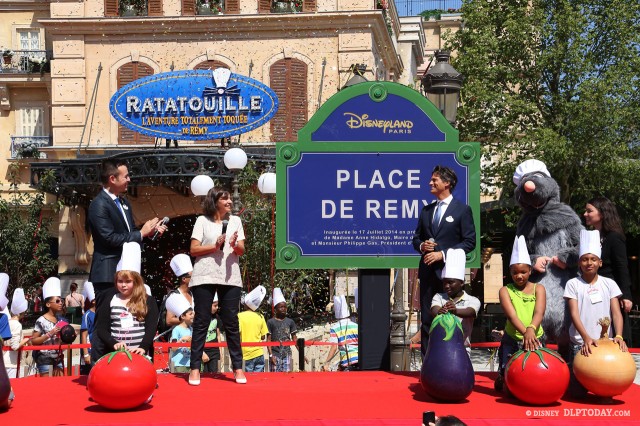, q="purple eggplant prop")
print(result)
[420,312,475,401]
